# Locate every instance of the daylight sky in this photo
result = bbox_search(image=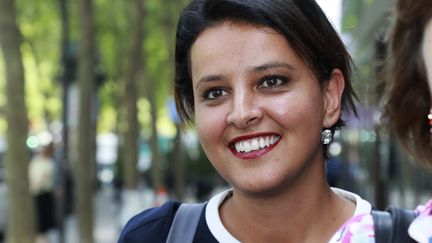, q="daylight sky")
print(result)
[316,0,342,34]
